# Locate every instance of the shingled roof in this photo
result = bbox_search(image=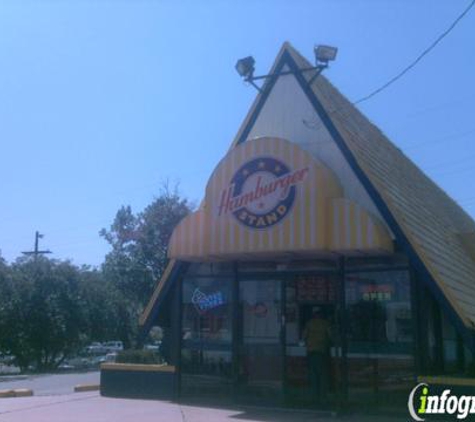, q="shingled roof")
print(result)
[140,43,475,343]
